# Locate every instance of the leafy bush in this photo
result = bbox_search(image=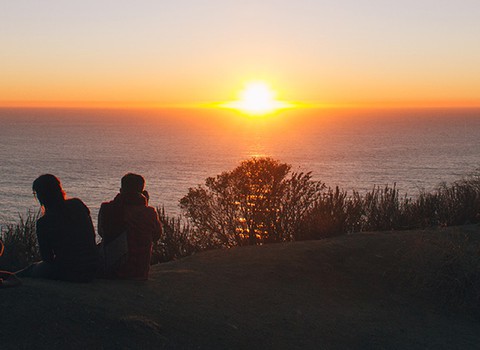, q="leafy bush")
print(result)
[179,161,480,243]
[180,158,325,246]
